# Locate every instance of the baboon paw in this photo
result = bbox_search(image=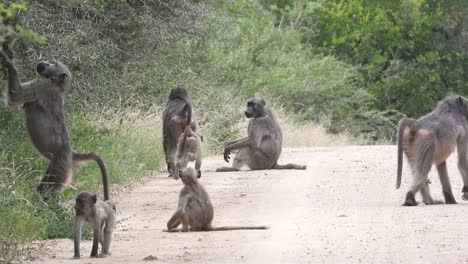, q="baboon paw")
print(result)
[402,201,418,206]
[98,253,110,258]
[72,255,80,259]
[461,193,468,201]
[425,199,444,205]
